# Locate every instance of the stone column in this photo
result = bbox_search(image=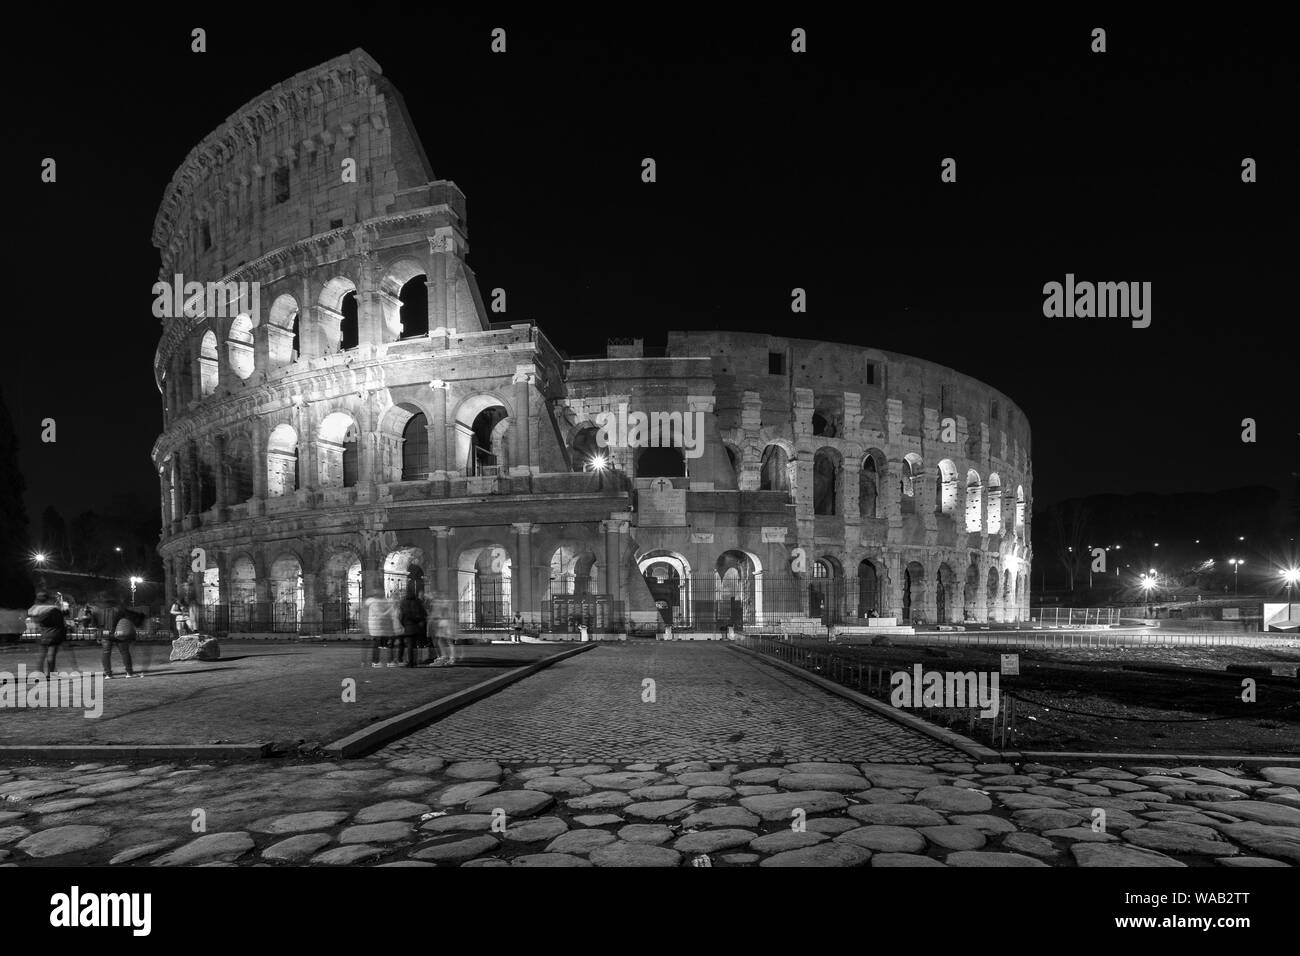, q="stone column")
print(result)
[513,523,535,620]
[249,419,267,517]
[602,520,621,602]
[429,380,449,476]
[213,433,229,520]
[510,366,535,477]
[356,398,375,502]
[296,402,318,492]
[183,441,199,529]
[428,233,451,334]
[430,526,454,596]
